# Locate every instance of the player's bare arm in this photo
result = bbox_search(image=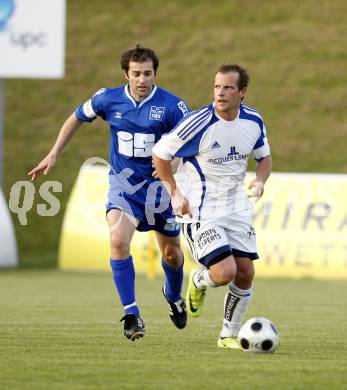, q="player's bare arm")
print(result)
[170,157,181,175]
[248,155,272,201]
[152,153,192,217]
[152,157,180,179]
[28,113,83,182]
